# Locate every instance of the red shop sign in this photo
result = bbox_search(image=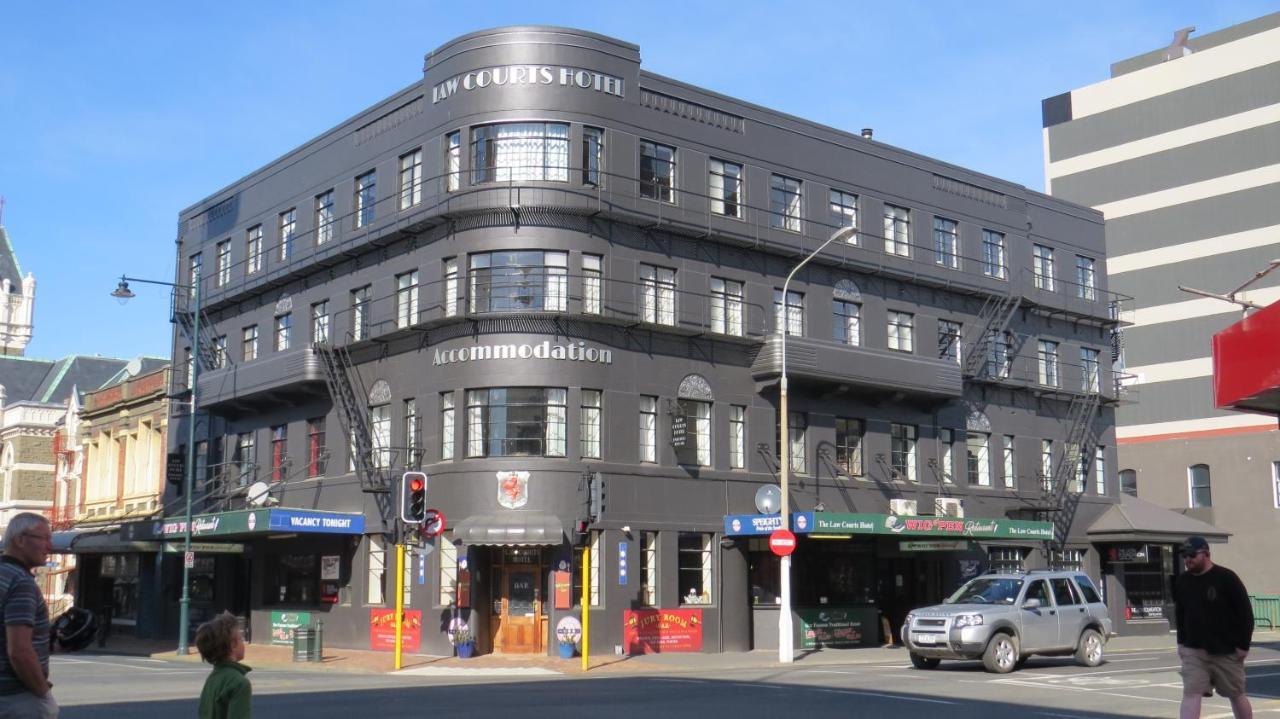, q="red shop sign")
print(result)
[623,609,703,655]
[369,608,421,652]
